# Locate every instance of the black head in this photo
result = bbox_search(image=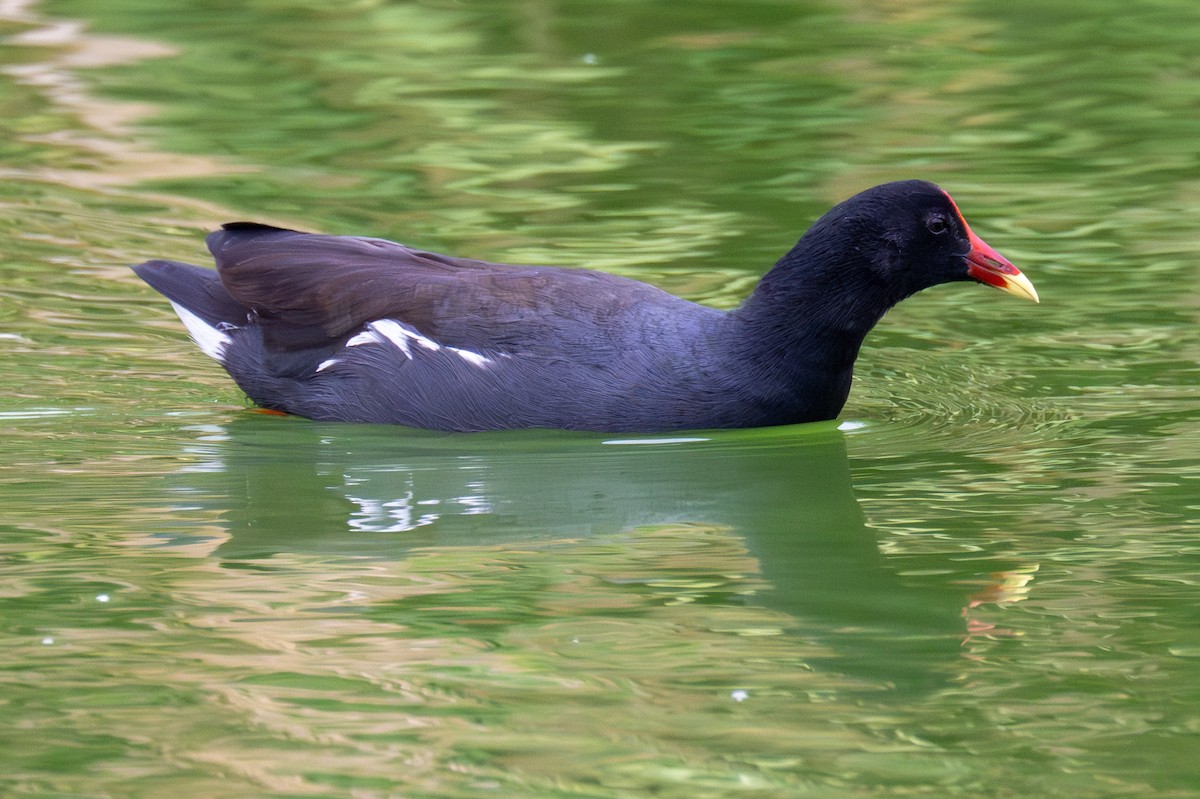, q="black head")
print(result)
[730,180,1037,424]
[793,179,1037,305]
